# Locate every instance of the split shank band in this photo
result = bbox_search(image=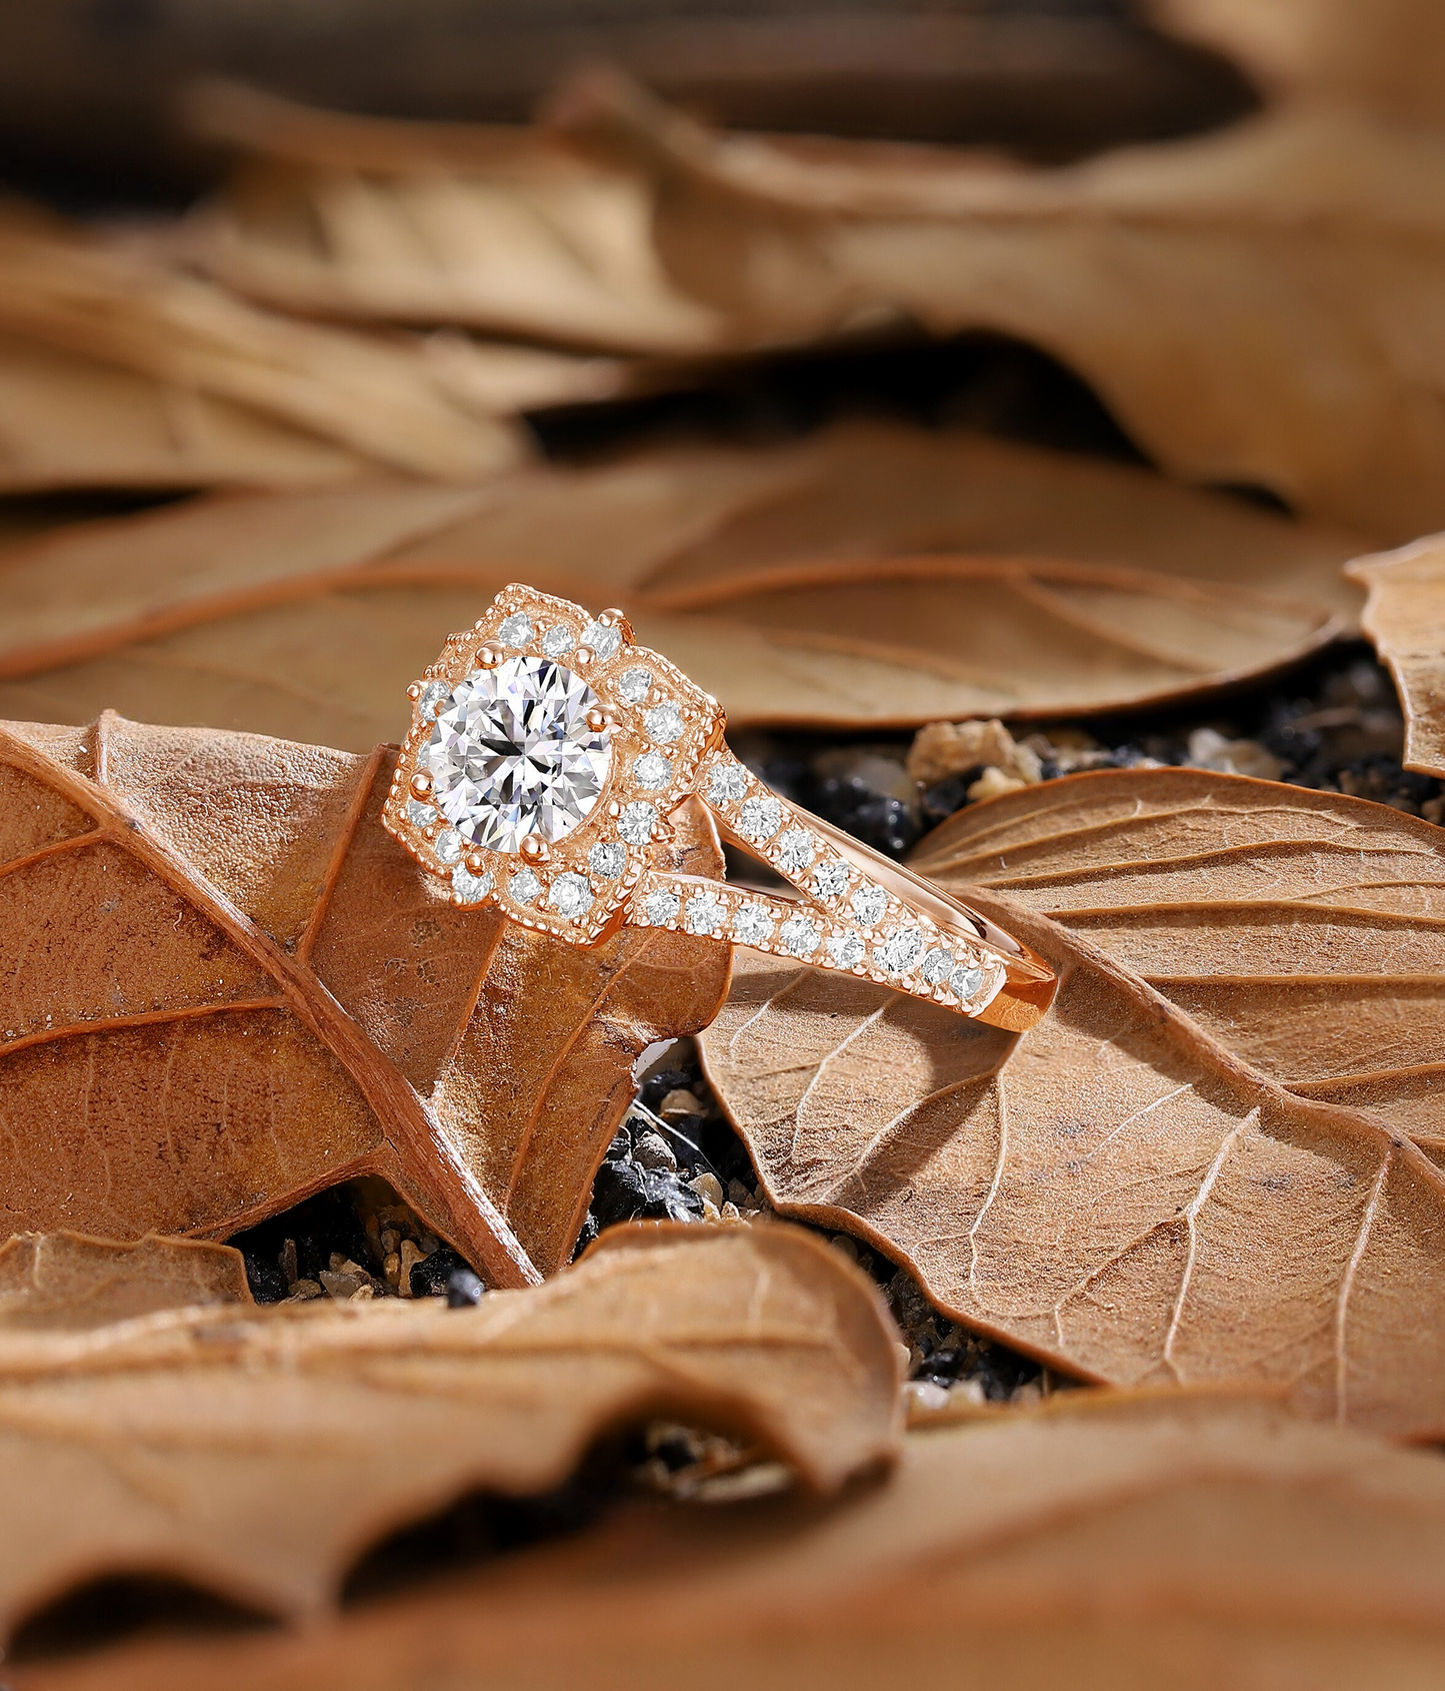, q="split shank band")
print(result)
[382,585,1056,1033]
